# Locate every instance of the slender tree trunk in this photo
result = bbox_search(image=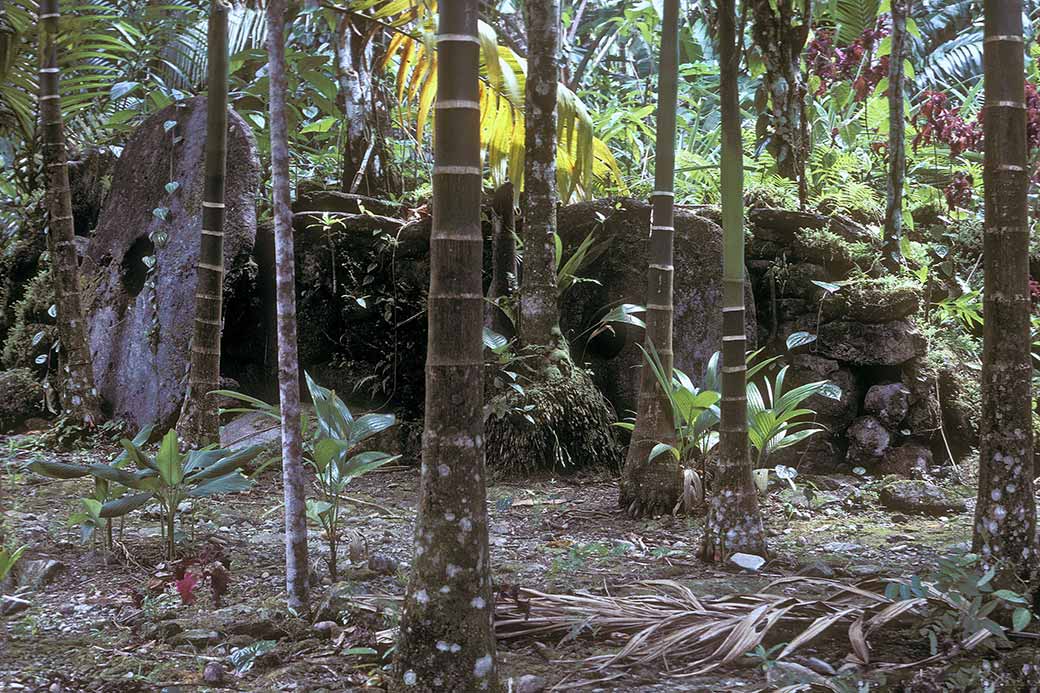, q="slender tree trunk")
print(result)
[334,13,396,196]
[487,182,516,338]
[750,0,810,202]
[973,0,1037,586]
[883,0,907,270]
[37,0,102,425]
[390,2,499,690]
[619,0,681,518]
[702,0,768,562]
[266,0,310,617]
[180,0,230,447]
[520,0,565,360]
